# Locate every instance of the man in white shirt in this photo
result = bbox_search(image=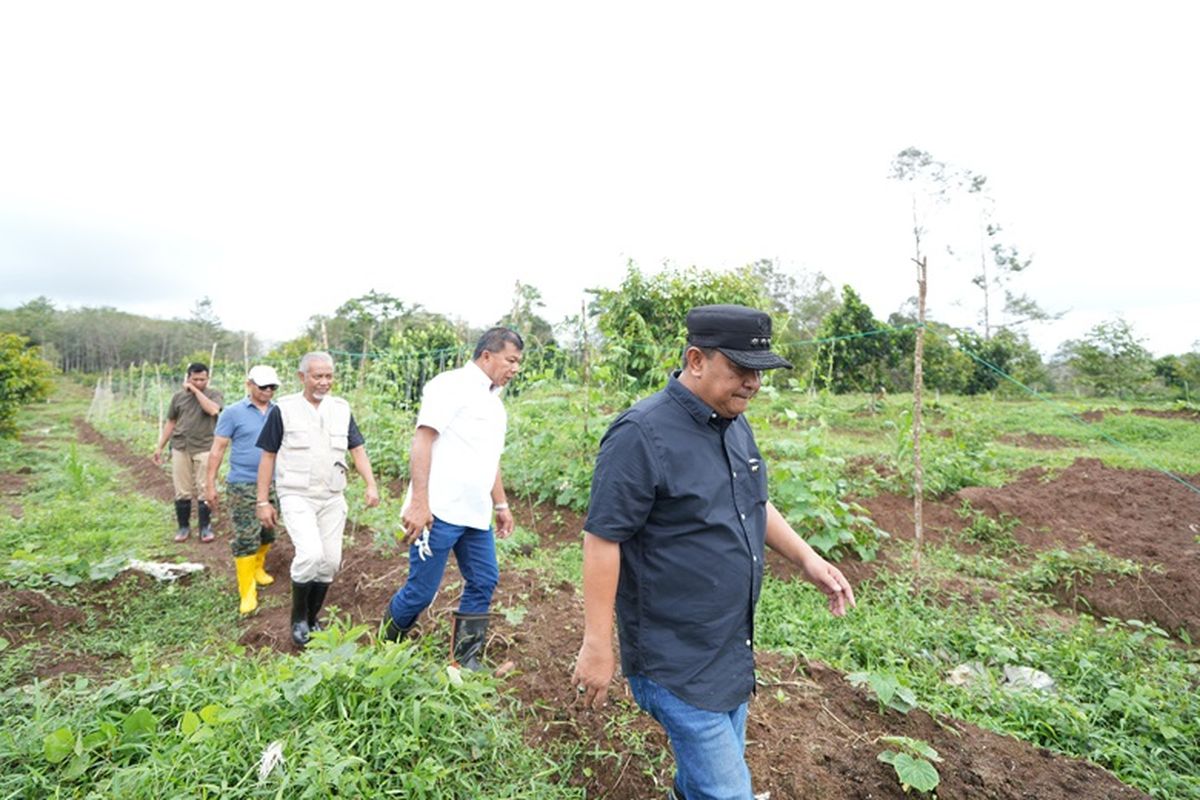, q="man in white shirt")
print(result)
[383,328,523,670]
